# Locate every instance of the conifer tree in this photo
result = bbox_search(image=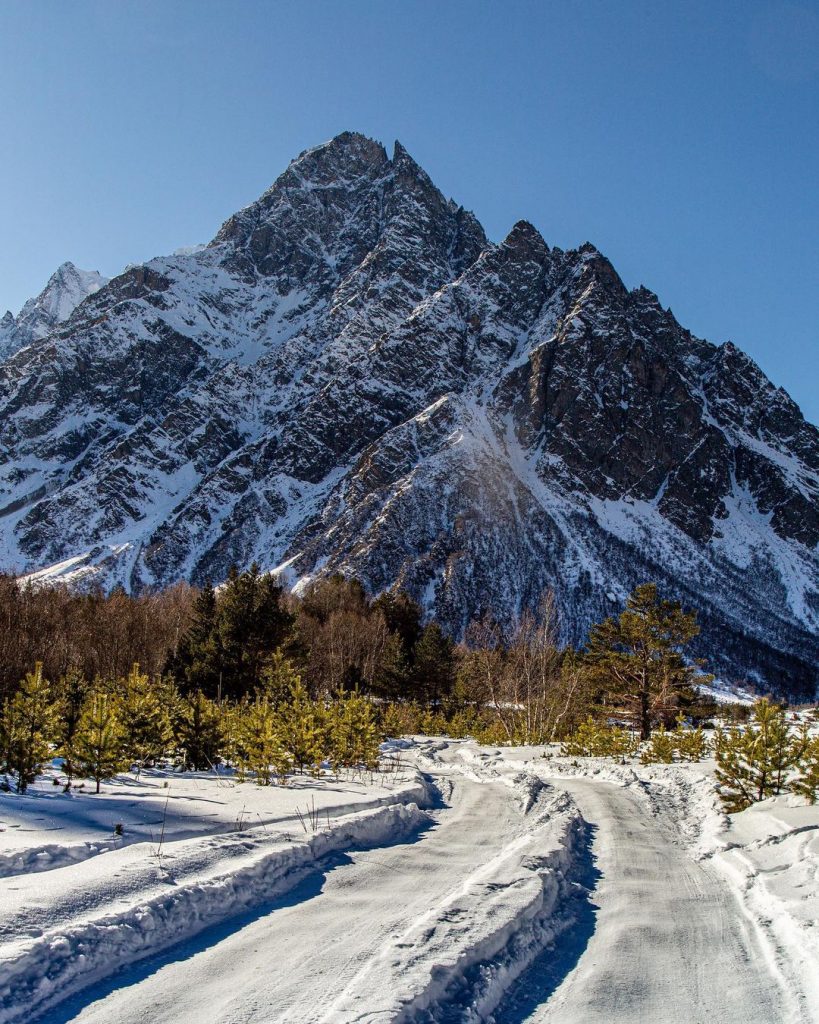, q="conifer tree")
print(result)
[0,663,57,793]
[236,697,289,785]
[170,580,222,697]
[278,677,325,774]
[412,622,455,705]
[674,718,709,762]
[216,564,293,698]
[792,735,819,804]
[176,690,224,770]
[220,702,246,779]
[586,583,708,739]
[73,690,127,793]
[371,631,409,700]
[560,717,637,758]
[119,663,173,772]
[640,725,676,764]
[371,591,422,662]
[54,667,91,789]
[327,690,379,771]
[257,650,302,706]
[714,699,806,811]
[380,701,422,740]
